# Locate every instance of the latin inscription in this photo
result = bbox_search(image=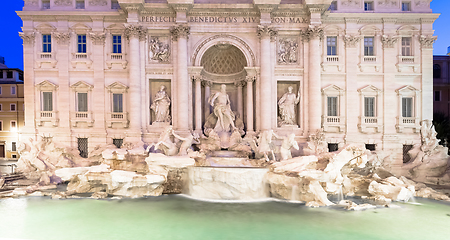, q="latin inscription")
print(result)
[140,16,308,24]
